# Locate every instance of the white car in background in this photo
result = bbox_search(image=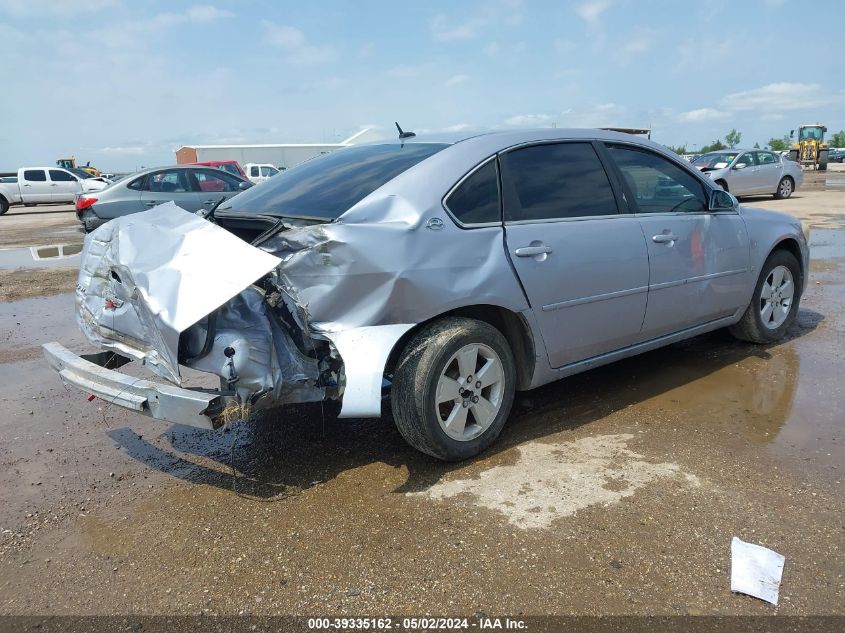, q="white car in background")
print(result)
[243,163,280,184]
[0,166,109,215]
